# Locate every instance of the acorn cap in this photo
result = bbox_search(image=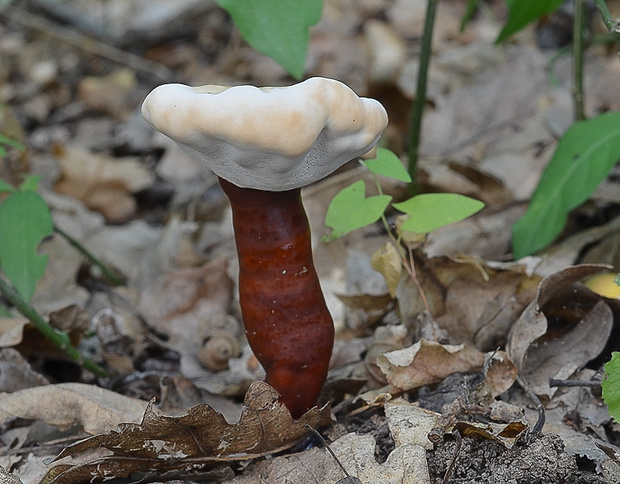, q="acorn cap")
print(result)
[141,77,388,191]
